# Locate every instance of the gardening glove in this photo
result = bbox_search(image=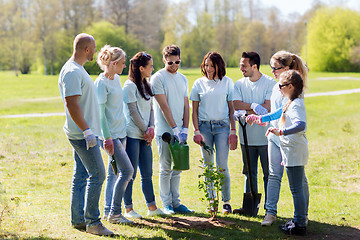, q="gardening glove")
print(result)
[233,110,247,121]
[179,127,188,144]
[103,138,114,156]
[266,127,283,137]
[250,103,269,115]
[228,129,238,150]
[83,128,97,150]
[246,114,268,126]
[172,126,181,142]
[144,127,155,141]
[193,130,204,145]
